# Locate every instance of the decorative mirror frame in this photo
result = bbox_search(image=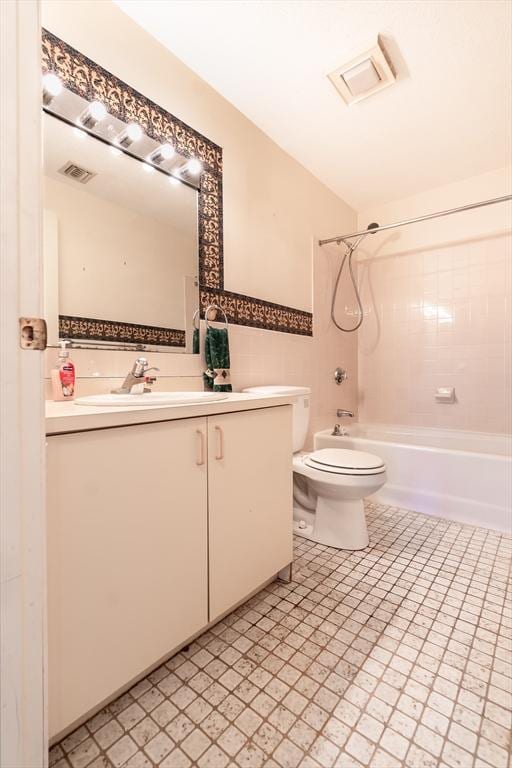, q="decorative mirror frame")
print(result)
[42,29,313,340]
